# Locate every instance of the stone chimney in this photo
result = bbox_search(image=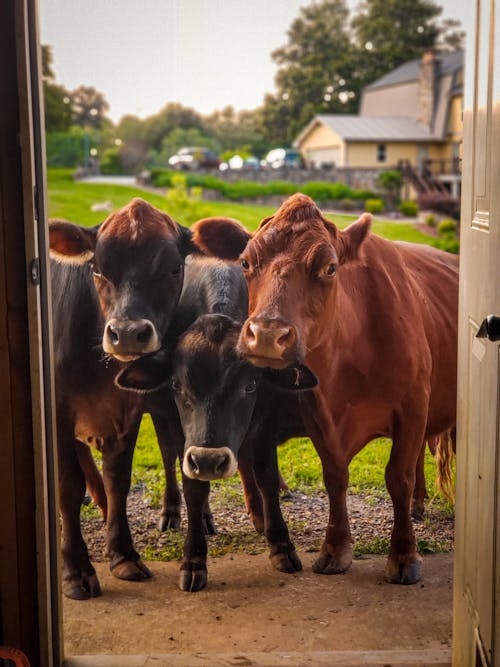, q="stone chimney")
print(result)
[417,51,441,131]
